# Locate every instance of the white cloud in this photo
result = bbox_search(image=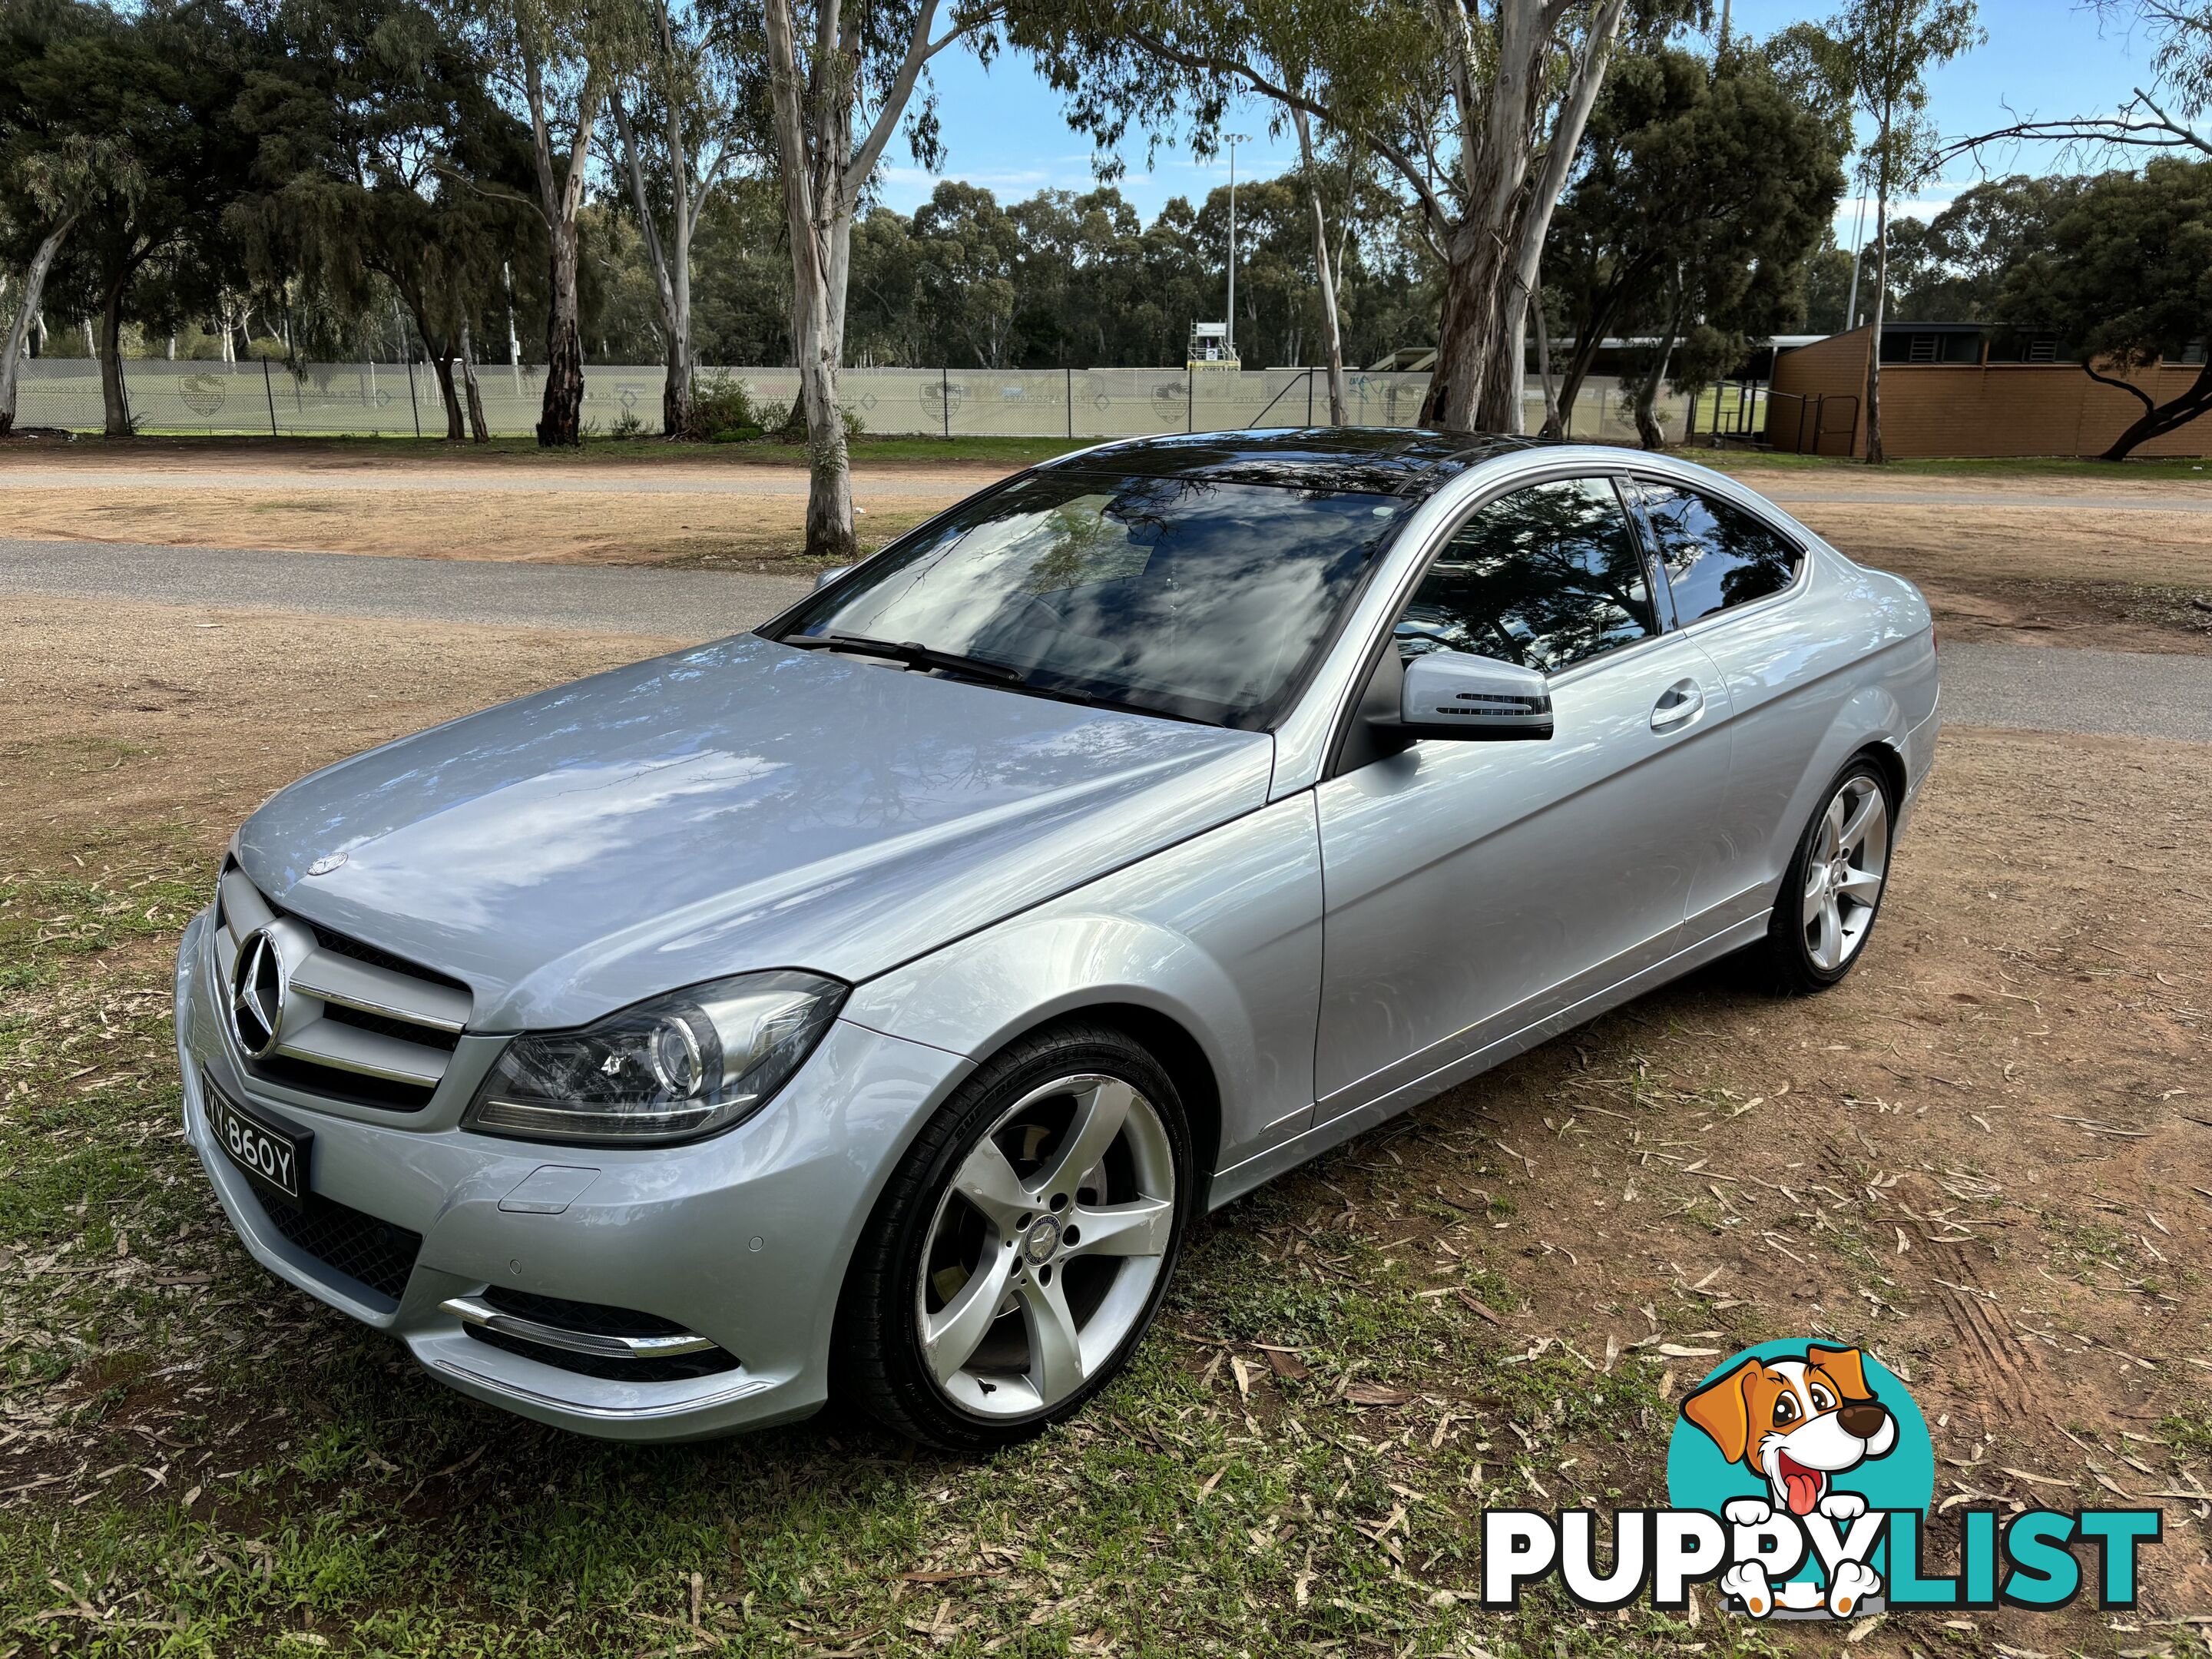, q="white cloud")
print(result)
[875,158,1101,210]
